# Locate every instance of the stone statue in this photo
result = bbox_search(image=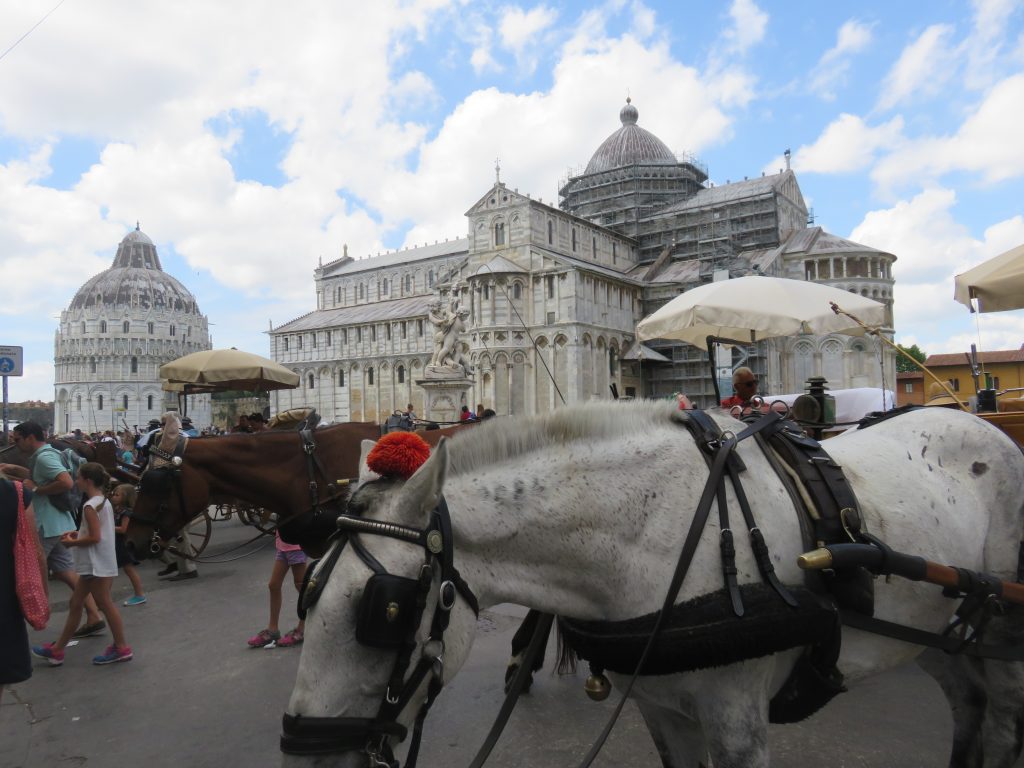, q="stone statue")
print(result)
[427,284,473,377]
